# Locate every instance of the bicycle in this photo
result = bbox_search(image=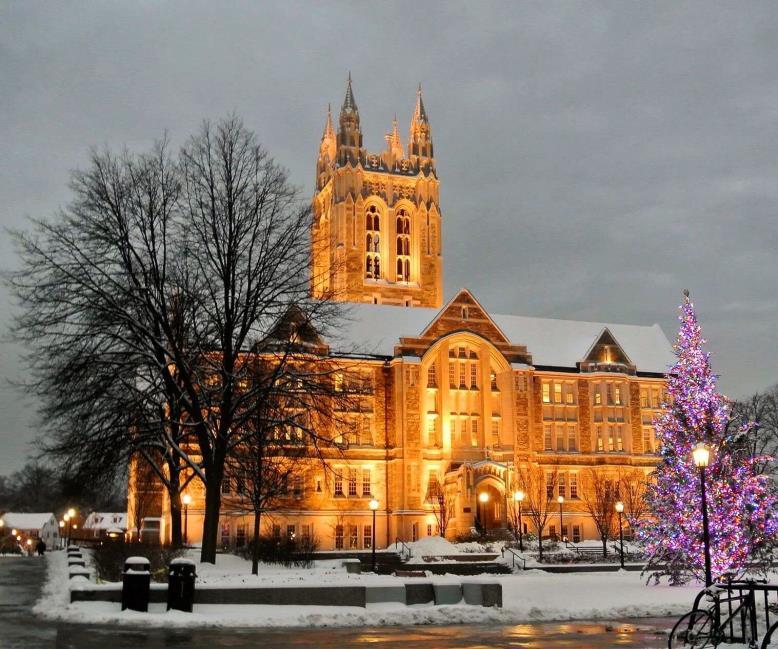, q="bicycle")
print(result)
[669,578,767,649]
